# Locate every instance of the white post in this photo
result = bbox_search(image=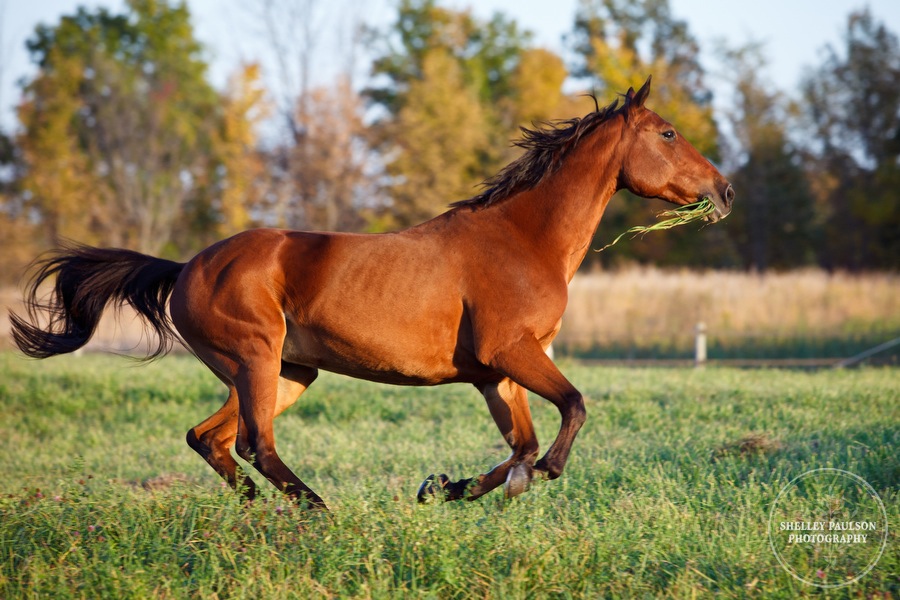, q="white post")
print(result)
[694,322,707,366]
